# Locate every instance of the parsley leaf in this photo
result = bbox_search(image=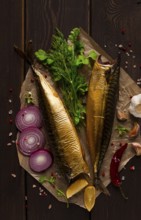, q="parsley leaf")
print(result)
[35,28,97,126]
